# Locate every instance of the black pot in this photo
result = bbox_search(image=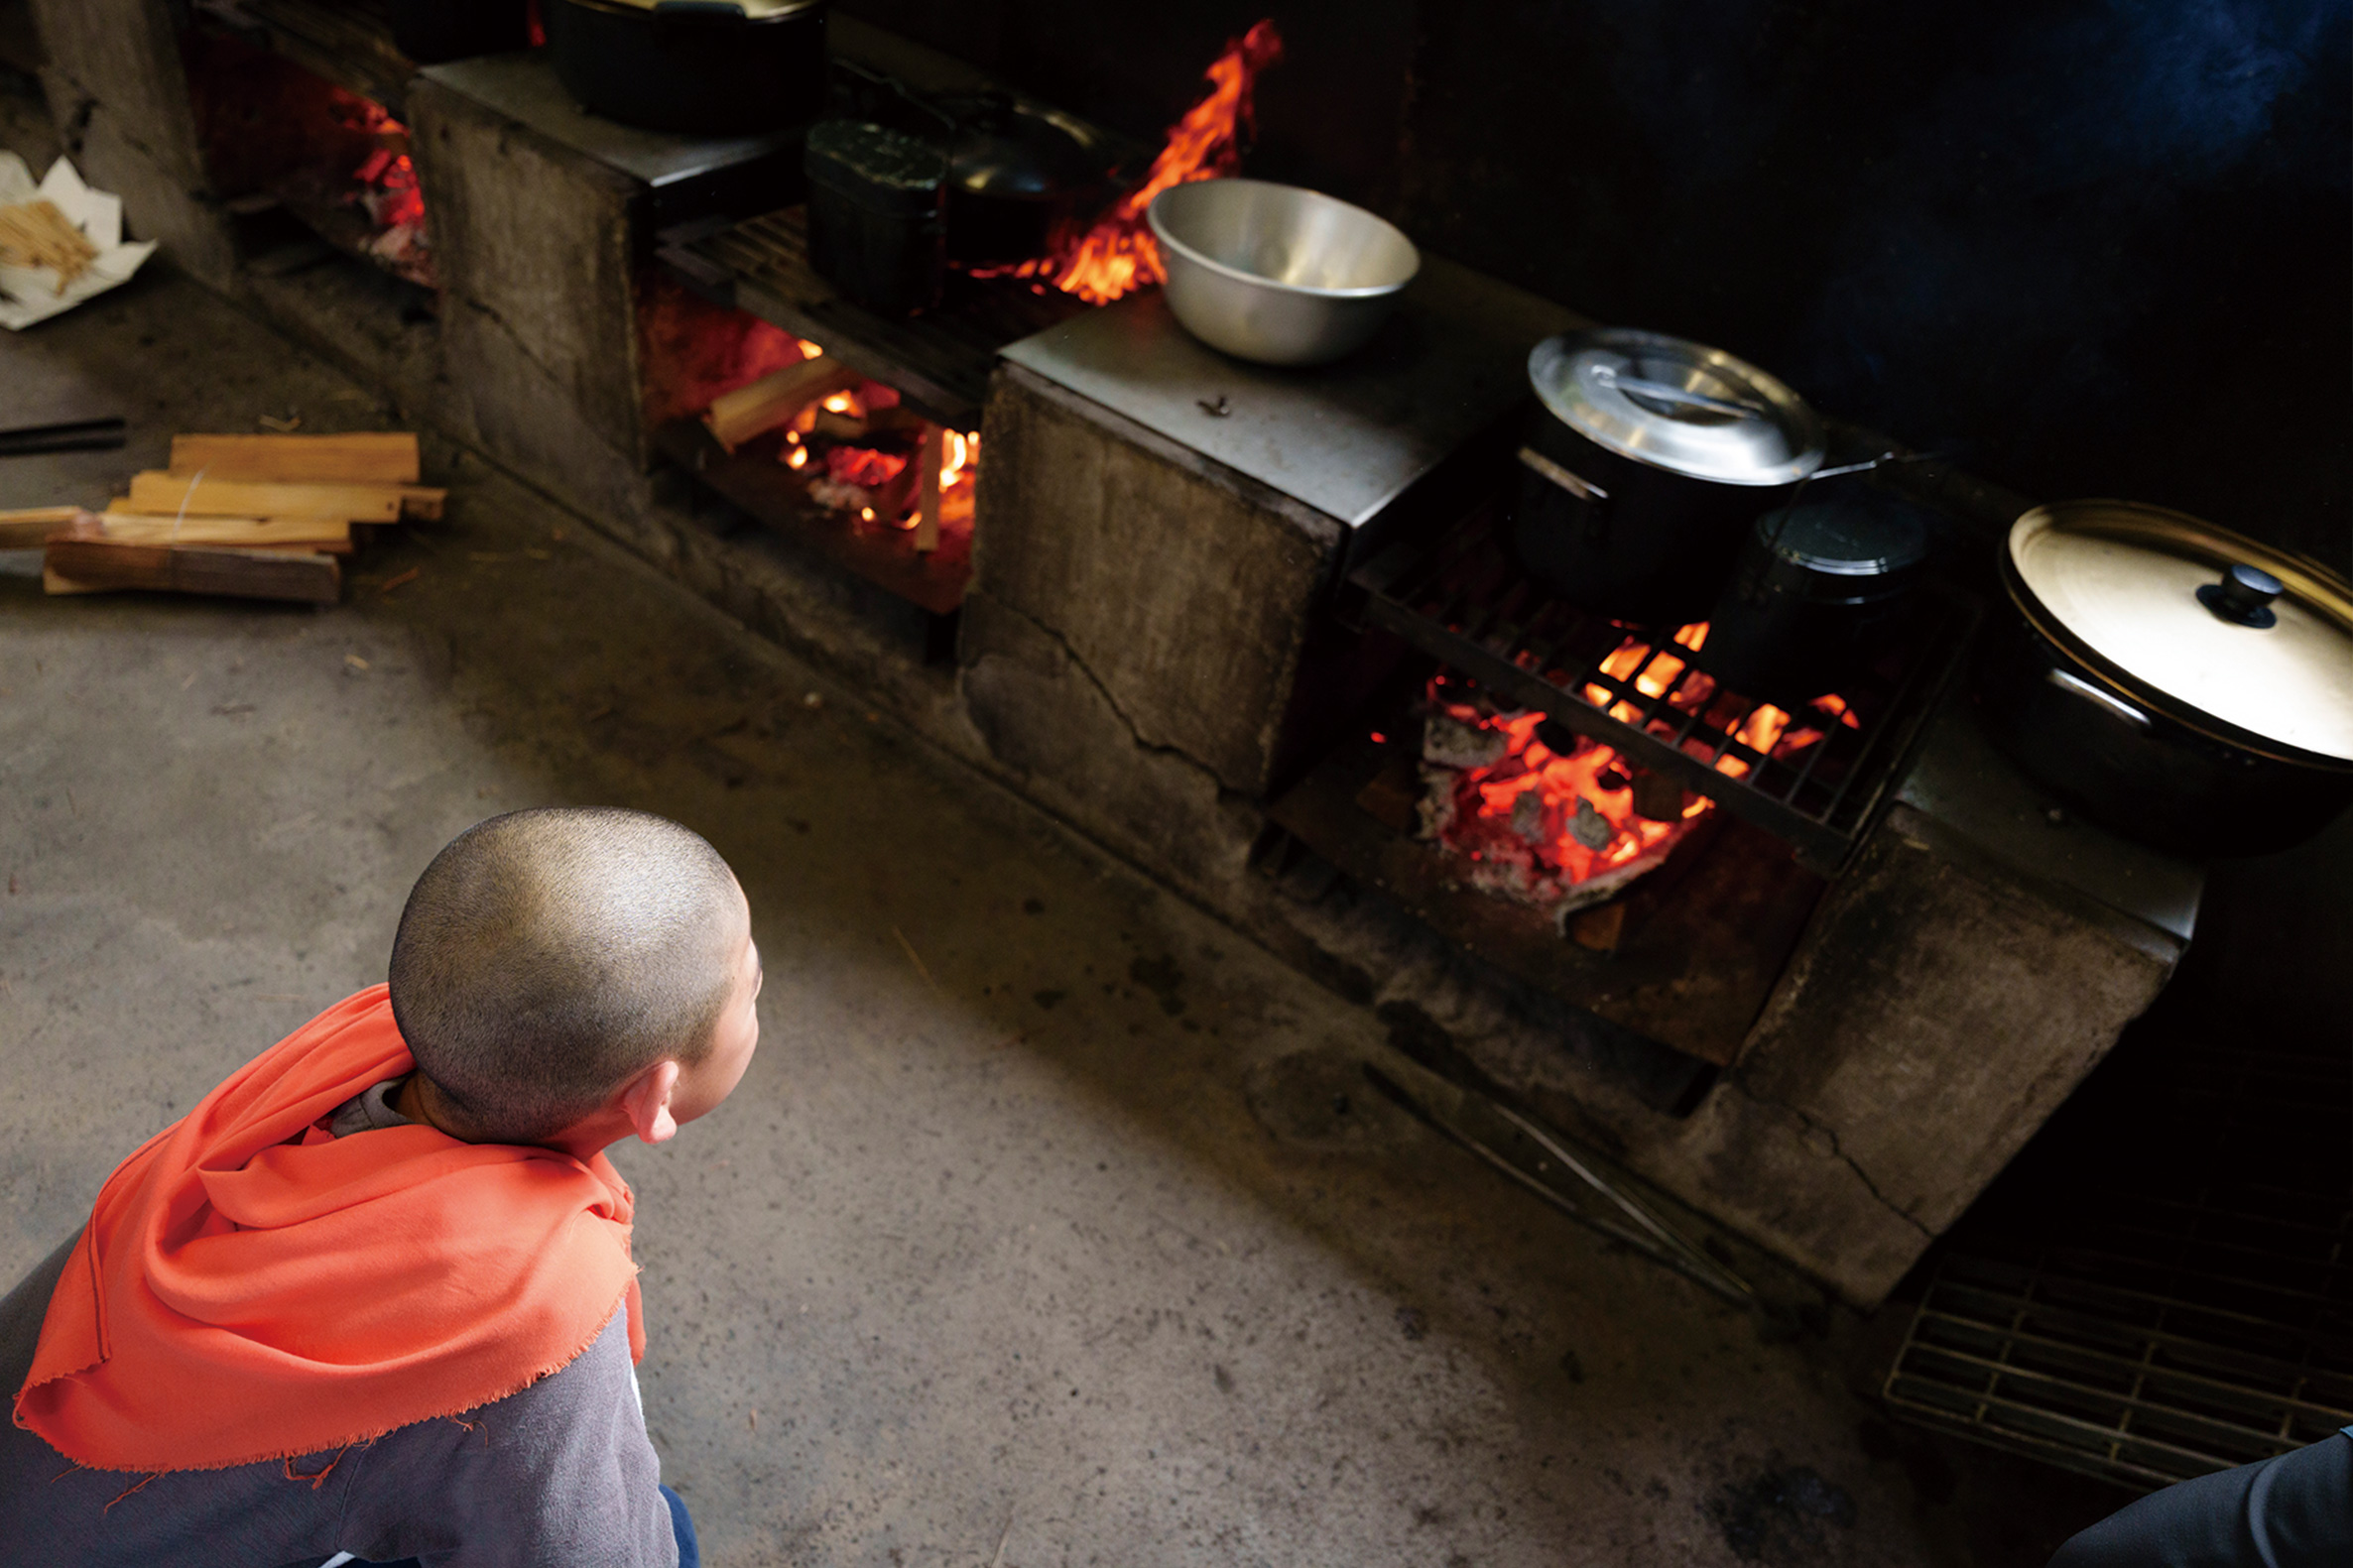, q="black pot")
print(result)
[390,0,531,64]
[1976,502,2353,858]
[545,0,829,139]
[805,120,946,316]
[938,94,1106,268]
[1507,329,1825,627]
[1701,488,1930,705]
